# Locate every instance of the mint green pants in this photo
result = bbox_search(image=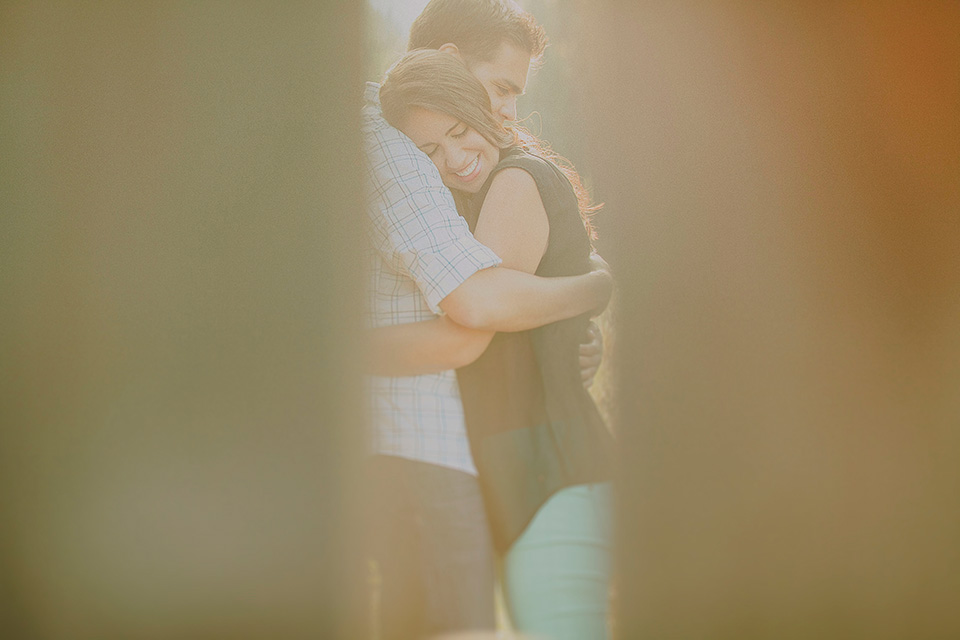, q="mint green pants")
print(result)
[501,483,612,640]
